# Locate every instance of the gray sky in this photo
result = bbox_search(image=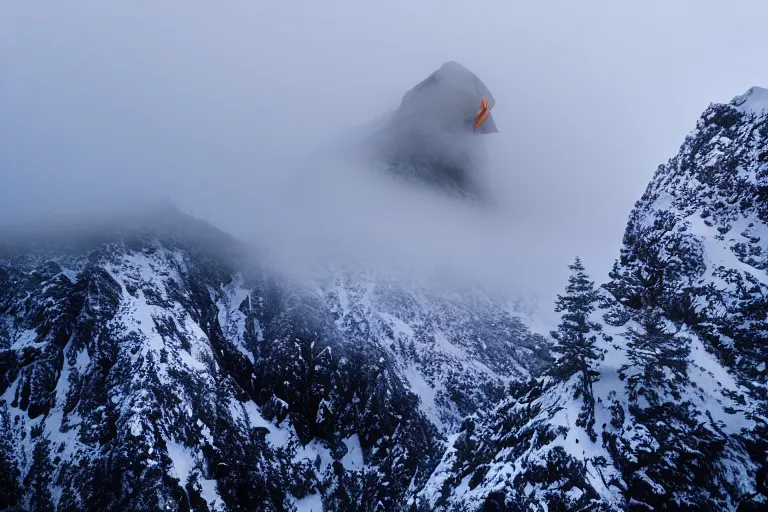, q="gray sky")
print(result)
[2,0,768,321]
